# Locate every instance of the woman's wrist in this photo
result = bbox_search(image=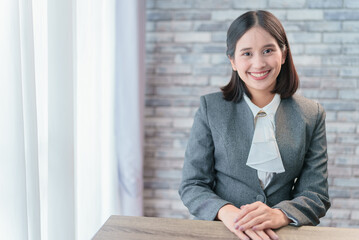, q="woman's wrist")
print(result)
[274,208,291,227]
[217,204,236,220]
